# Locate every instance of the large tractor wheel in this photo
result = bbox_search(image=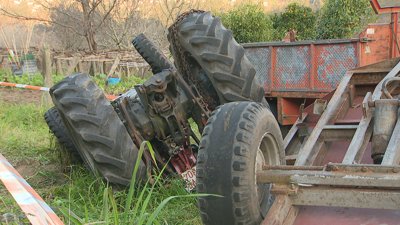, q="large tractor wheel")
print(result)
[196,101,285,225]
[44,107,80,159]
[169,11,266,107]
[50,72,146,186]
[132,33,175,74]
